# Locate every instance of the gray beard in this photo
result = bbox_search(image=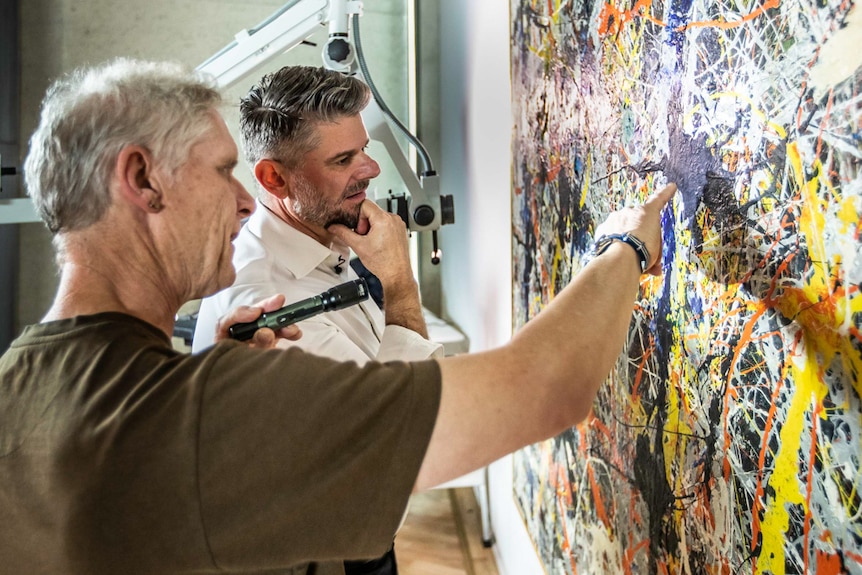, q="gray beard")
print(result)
[292,177,367,230]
